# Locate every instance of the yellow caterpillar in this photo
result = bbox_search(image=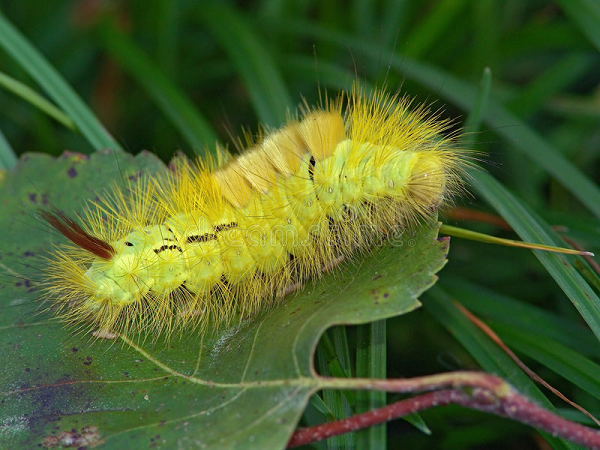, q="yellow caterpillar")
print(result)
[41,86,467,339]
